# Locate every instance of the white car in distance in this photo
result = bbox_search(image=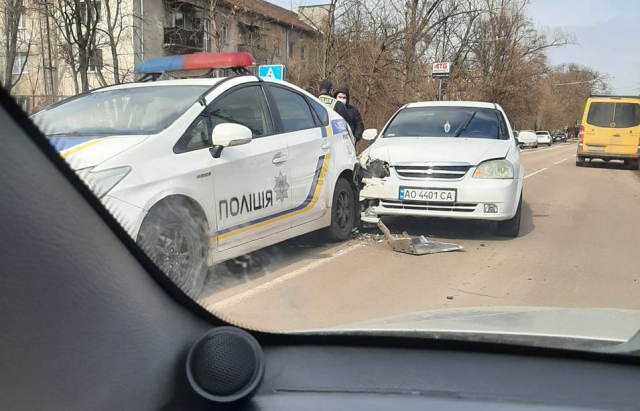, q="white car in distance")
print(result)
[32,53,357,296]
[359,101,524,237]
[536,131,552,146]
[517,130,538,149]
